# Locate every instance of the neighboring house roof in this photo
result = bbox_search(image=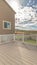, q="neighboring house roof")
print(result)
[3,0,16,14]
